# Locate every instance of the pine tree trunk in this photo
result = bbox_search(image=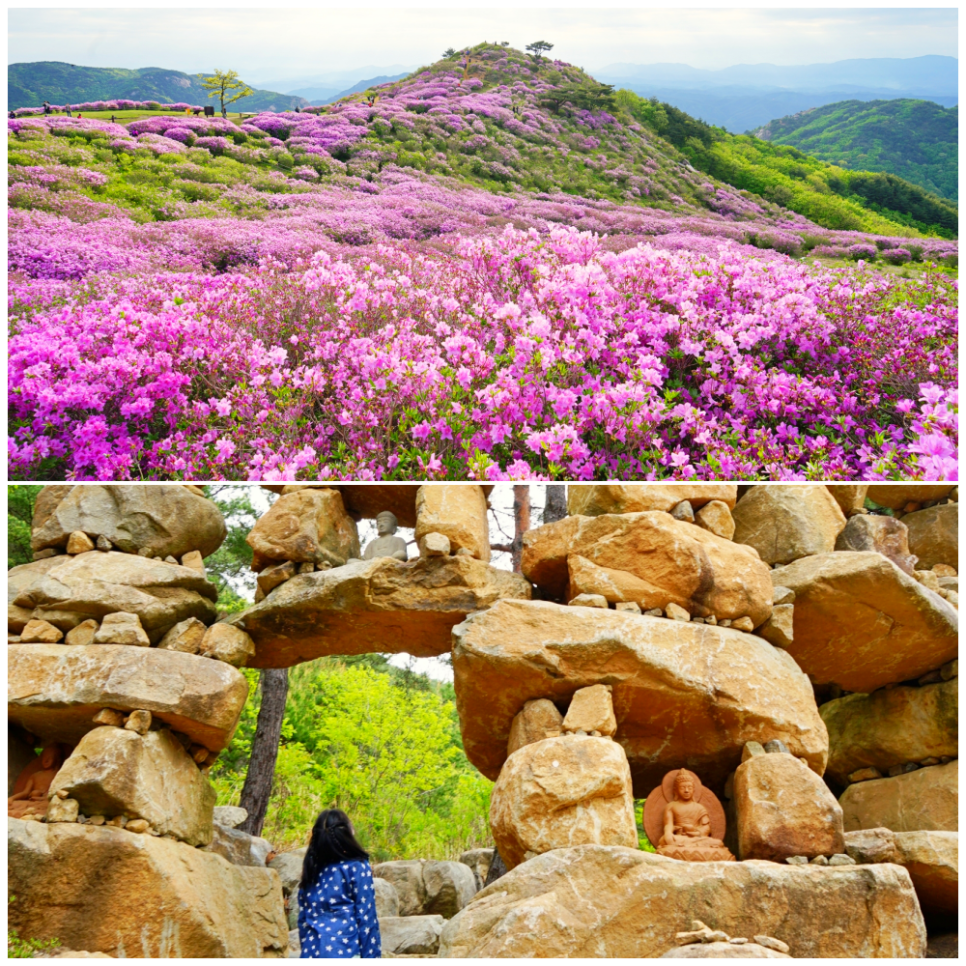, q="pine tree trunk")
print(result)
[238,667,289,839]
[510,485,531,572]
[544,485,567,524]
